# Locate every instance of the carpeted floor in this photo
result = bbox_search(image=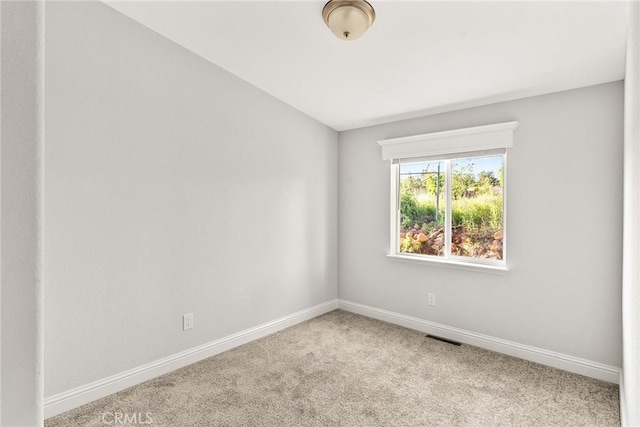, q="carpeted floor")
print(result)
[46,310,620,426]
